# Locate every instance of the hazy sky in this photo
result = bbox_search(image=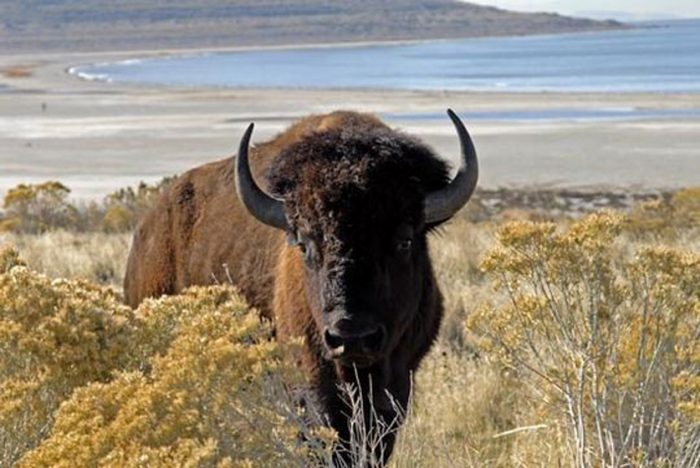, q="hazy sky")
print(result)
[470,1,700,20]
